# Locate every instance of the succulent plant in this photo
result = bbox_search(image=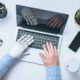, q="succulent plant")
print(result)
[75,9,80,25]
